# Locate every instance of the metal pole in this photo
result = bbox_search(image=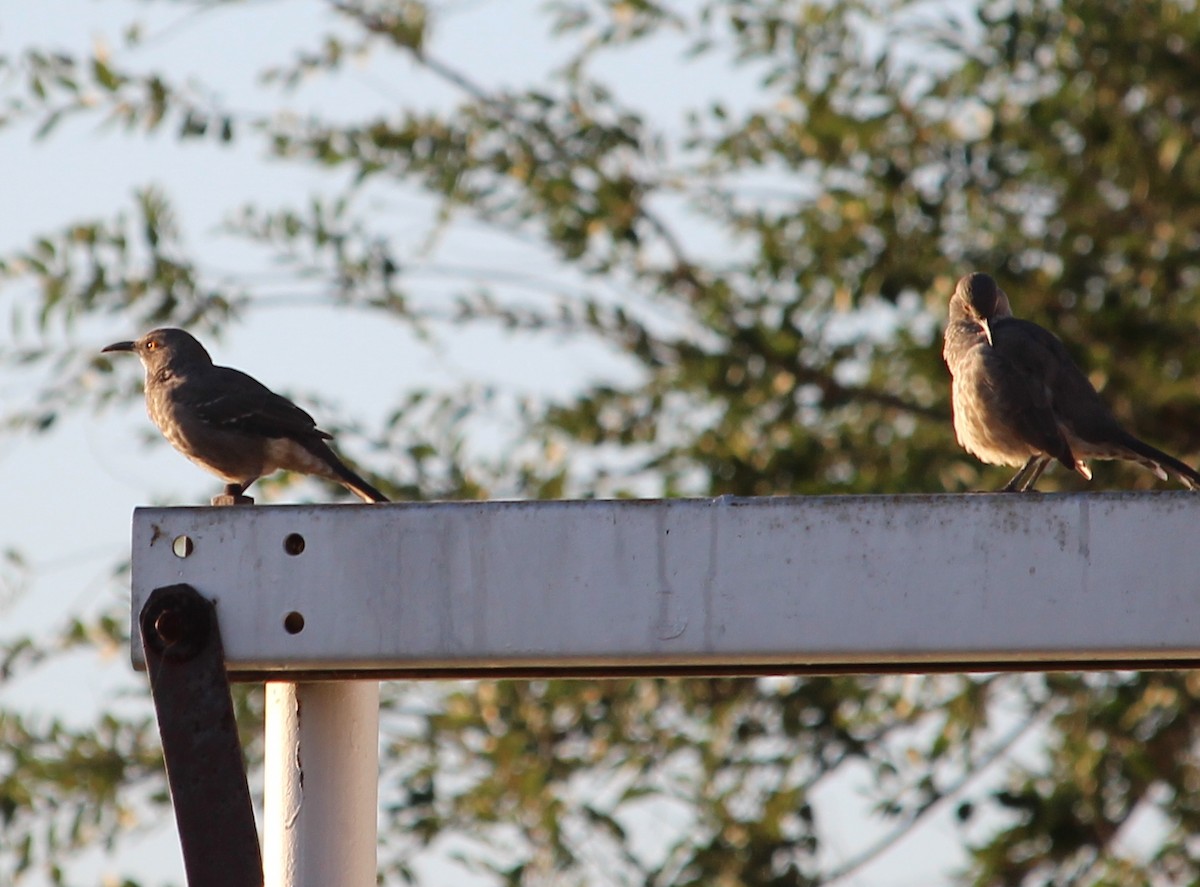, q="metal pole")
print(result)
[263,681,380,887]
